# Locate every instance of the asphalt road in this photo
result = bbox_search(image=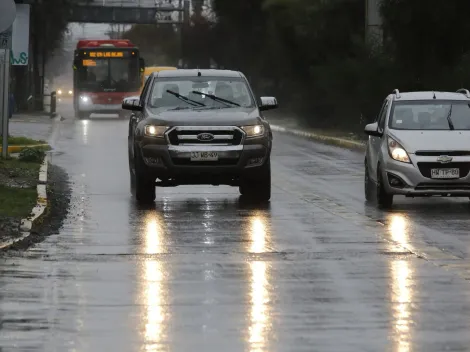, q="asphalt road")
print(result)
[2,102,470,351]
